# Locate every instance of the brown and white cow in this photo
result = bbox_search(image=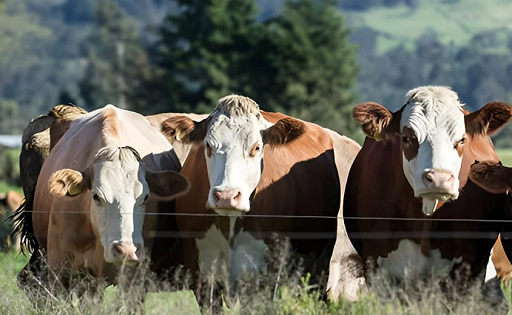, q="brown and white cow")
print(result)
[343,86,512,287]
[28,105,189,291]
[159,95,362,300]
